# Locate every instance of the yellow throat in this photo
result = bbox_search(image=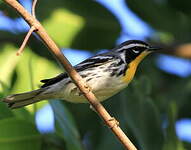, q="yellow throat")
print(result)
[122,51,150,83]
